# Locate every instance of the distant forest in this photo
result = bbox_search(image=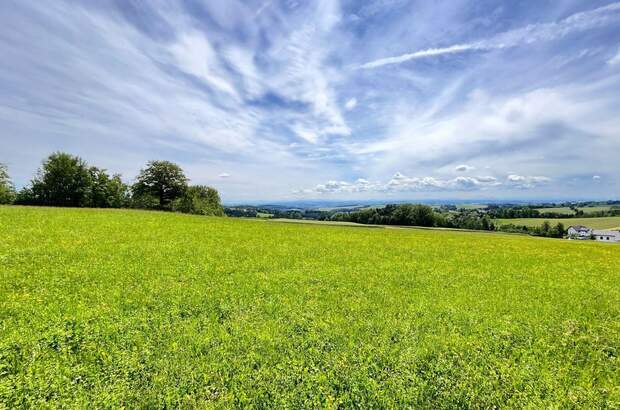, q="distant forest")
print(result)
[225,201,620,239]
